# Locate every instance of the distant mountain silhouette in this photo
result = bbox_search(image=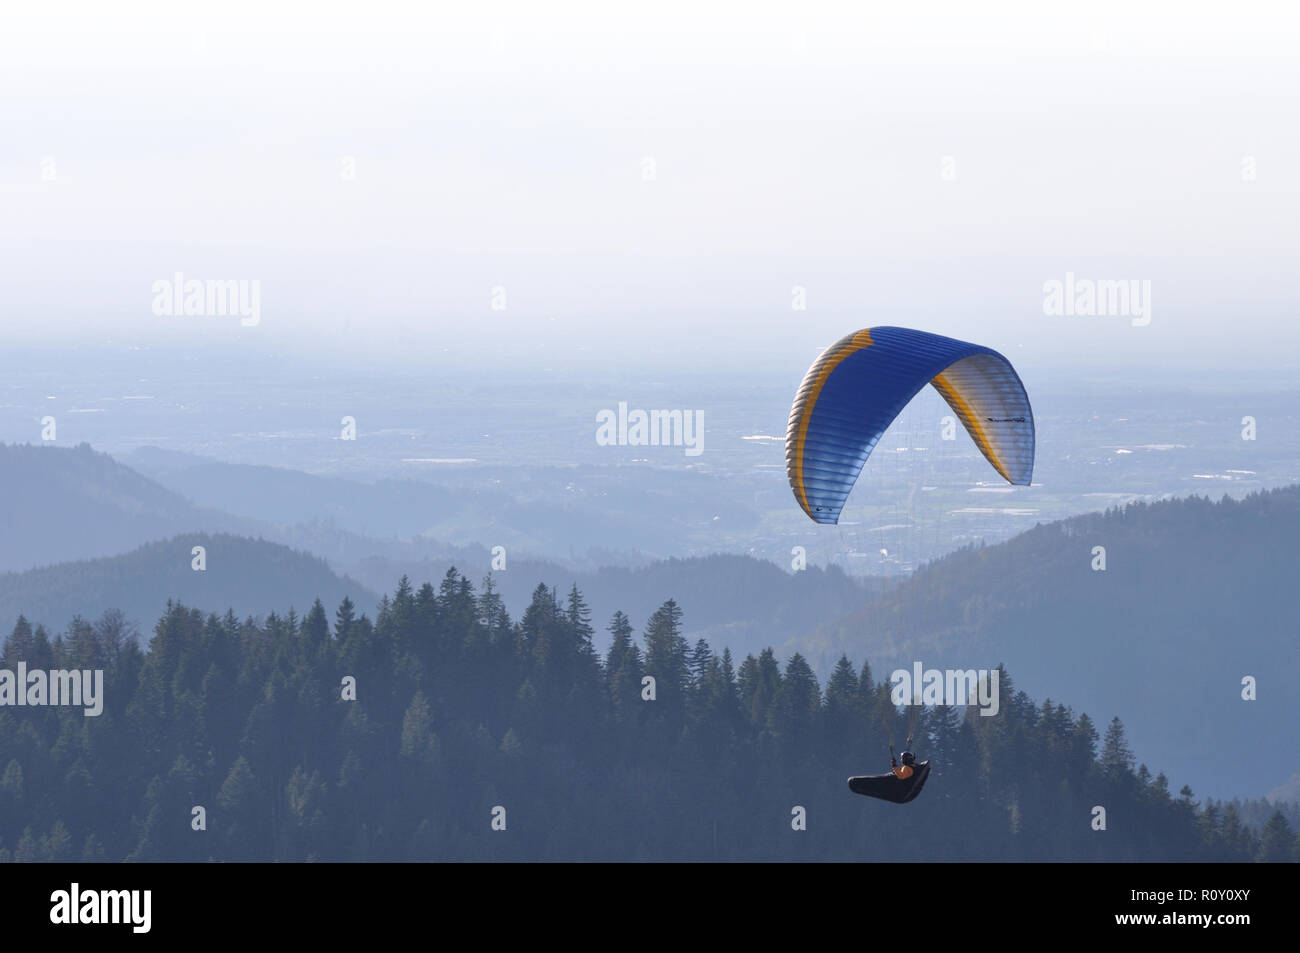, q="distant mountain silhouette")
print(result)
[125,446,759,561]
[0,443,495,578]
[0,532,378,635]
[0,442,257,573]
[787,486,1300,800]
